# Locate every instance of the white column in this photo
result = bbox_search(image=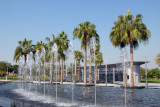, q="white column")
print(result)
[145,56,148,88]
[82,69,83,80]
[113,68,115,83]
[98,69,99,80]
[105,64,107,86]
